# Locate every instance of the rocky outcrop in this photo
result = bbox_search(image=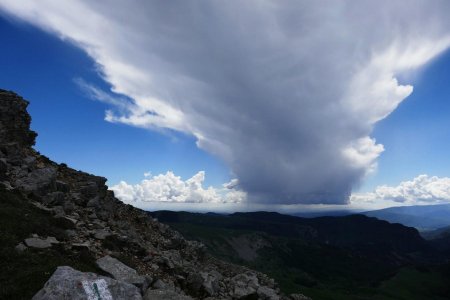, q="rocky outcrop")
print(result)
[0,89,308,299]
